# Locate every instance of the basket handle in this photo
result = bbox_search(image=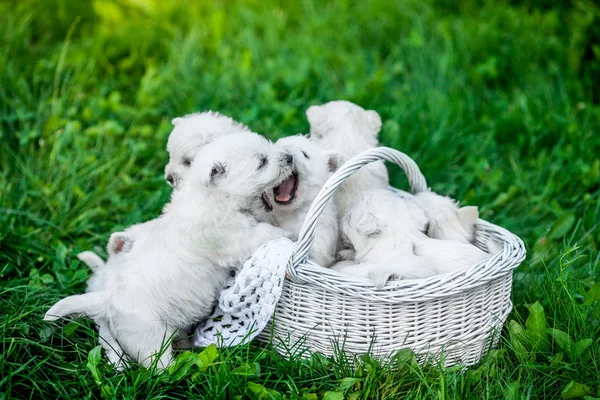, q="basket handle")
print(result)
[287,147,428,279]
